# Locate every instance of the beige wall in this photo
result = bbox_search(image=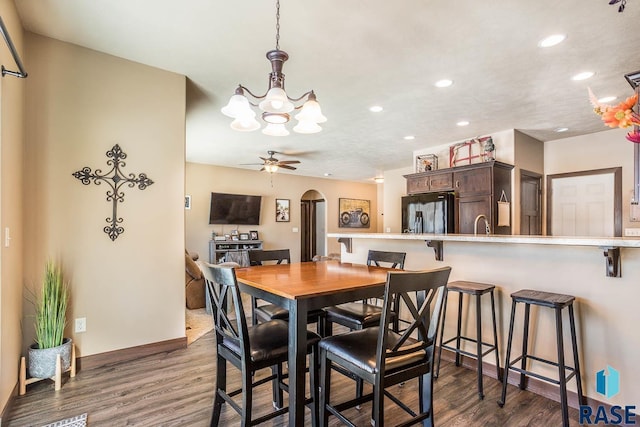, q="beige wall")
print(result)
[513,130,545,234]
[382,165,413,233]
[341,237,640,406]
[0,0,26,414]
[185,162,378,262]
[22,34,186,361]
